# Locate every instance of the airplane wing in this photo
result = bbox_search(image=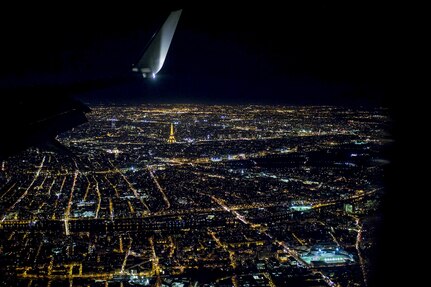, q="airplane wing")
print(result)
[0,9,182,160]
[133,9,182,78]
[0,89,91,160]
